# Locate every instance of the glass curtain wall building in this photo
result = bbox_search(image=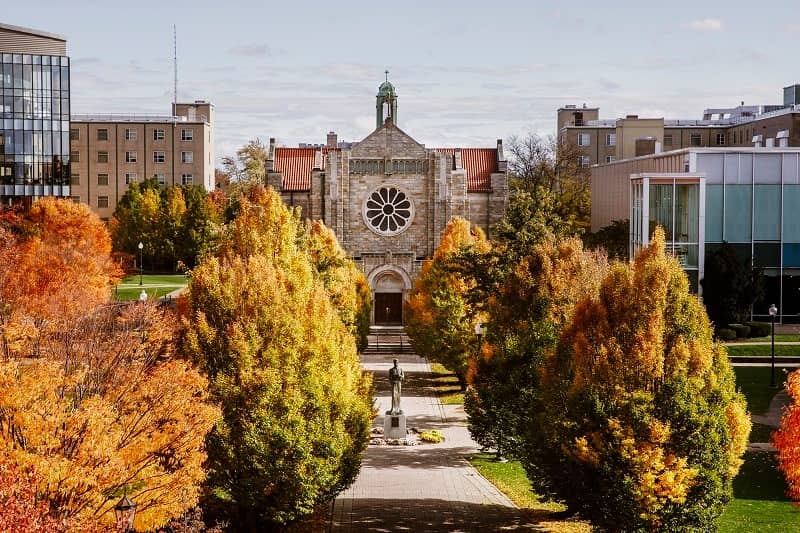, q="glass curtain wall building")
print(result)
[0,23,70,206]
[631,174,705,291]
[628,148,800,323]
